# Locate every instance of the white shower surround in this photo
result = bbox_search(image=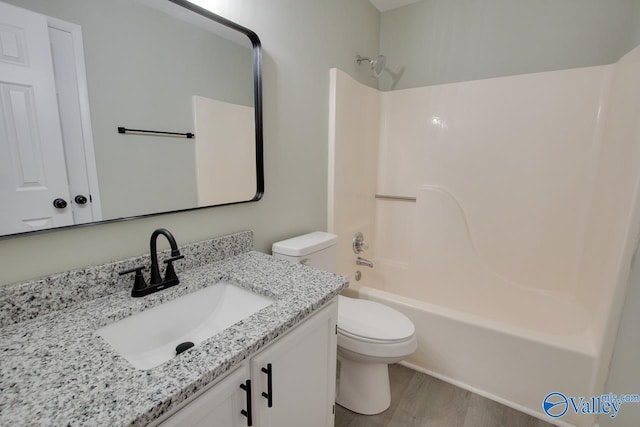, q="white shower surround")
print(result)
[328,44,640,427]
